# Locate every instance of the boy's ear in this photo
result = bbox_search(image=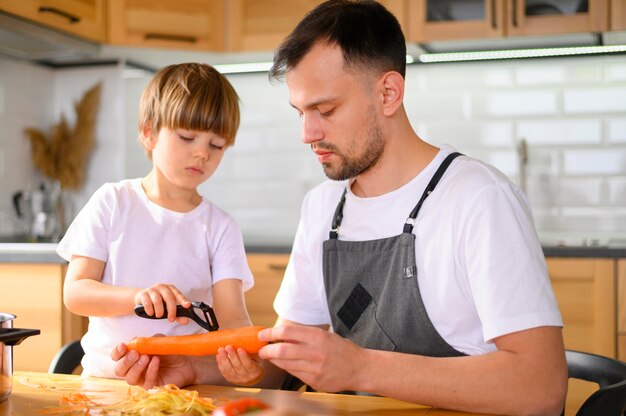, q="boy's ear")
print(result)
[139,125,155,149]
